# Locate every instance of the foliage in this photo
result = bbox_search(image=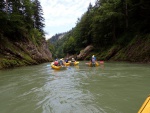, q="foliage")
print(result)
[33,0,45,35]
[48,41,55,57]
[0,0,45,42]
[51,0,150,60]
[63,36,76,54]
[0,0,47,69]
